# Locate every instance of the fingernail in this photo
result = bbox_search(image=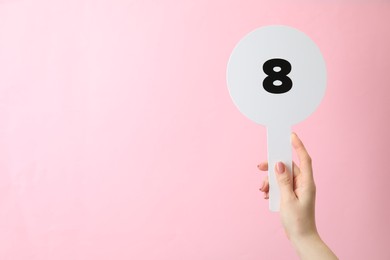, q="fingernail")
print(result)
[276,162,285,174]
[260,183,265,191]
